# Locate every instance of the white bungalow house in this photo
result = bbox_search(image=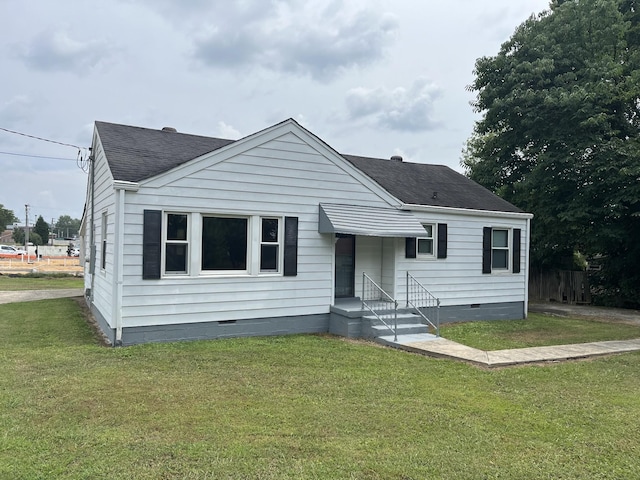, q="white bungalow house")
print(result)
[80,119,532,346]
